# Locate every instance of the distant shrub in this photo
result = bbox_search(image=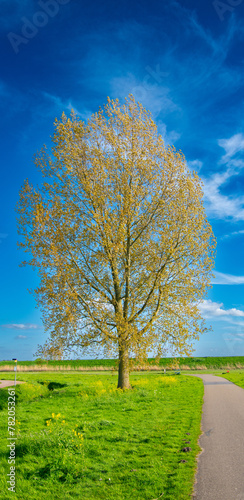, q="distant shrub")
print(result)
[35,358,46,365]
